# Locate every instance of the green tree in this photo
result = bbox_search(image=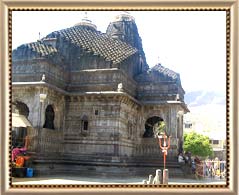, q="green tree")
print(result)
[153,121,168,137]
[183,131,213,157]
